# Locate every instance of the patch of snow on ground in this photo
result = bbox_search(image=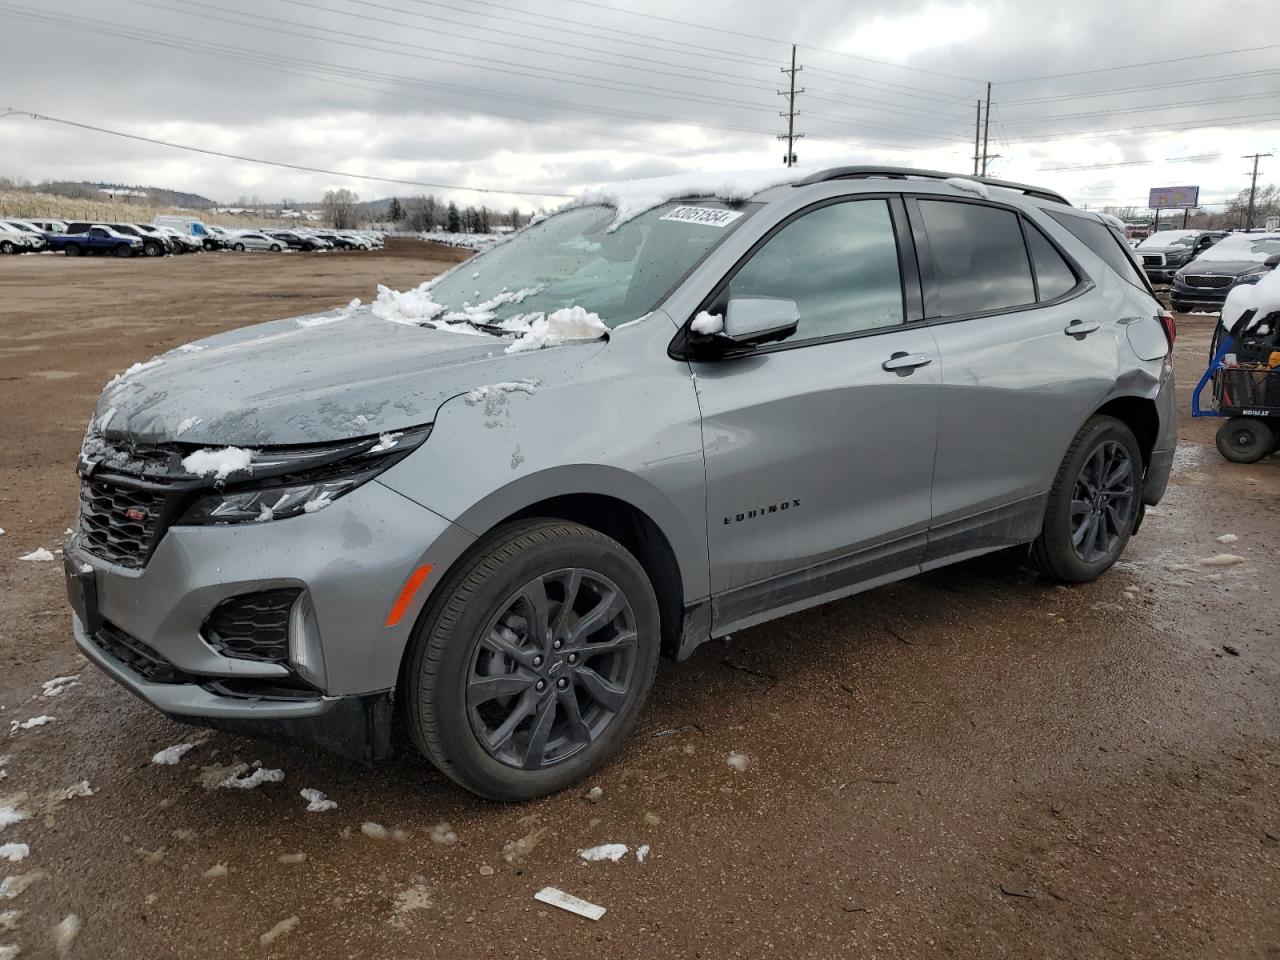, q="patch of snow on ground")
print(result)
[203,863,228,879]
[218,766,284,790]
[691,310,724,335]
[58,781,92,800]
[52,913,80,957]
[1215,533,1238,544]
[17,550,53,563]
[579,843,628,862]
[504,306,607,354]
[181,447,252,480]
[0,944,20,960]
[300,788,336,812]
[726,752,750,772]
[8,717,53,735]
[0,846,26,864]
[259,916,299,947]
[636,844,650,863]
[569,168,803,228]
[361,822,389,840]
[0,872,42,901]
[151,743,197,765]
[40,676,78,698]
[944,177,990,199]
[0,806,26,833]
[430,822,457,844]
[1198,554,1245,567]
